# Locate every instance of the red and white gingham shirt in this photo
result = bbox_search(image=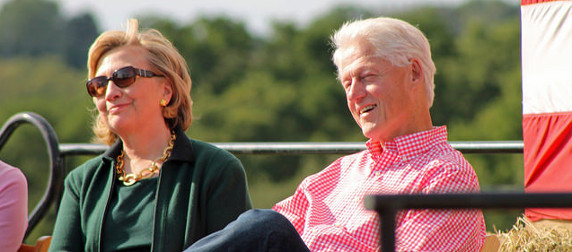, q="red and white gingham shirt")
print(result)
[273,126,486,251]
